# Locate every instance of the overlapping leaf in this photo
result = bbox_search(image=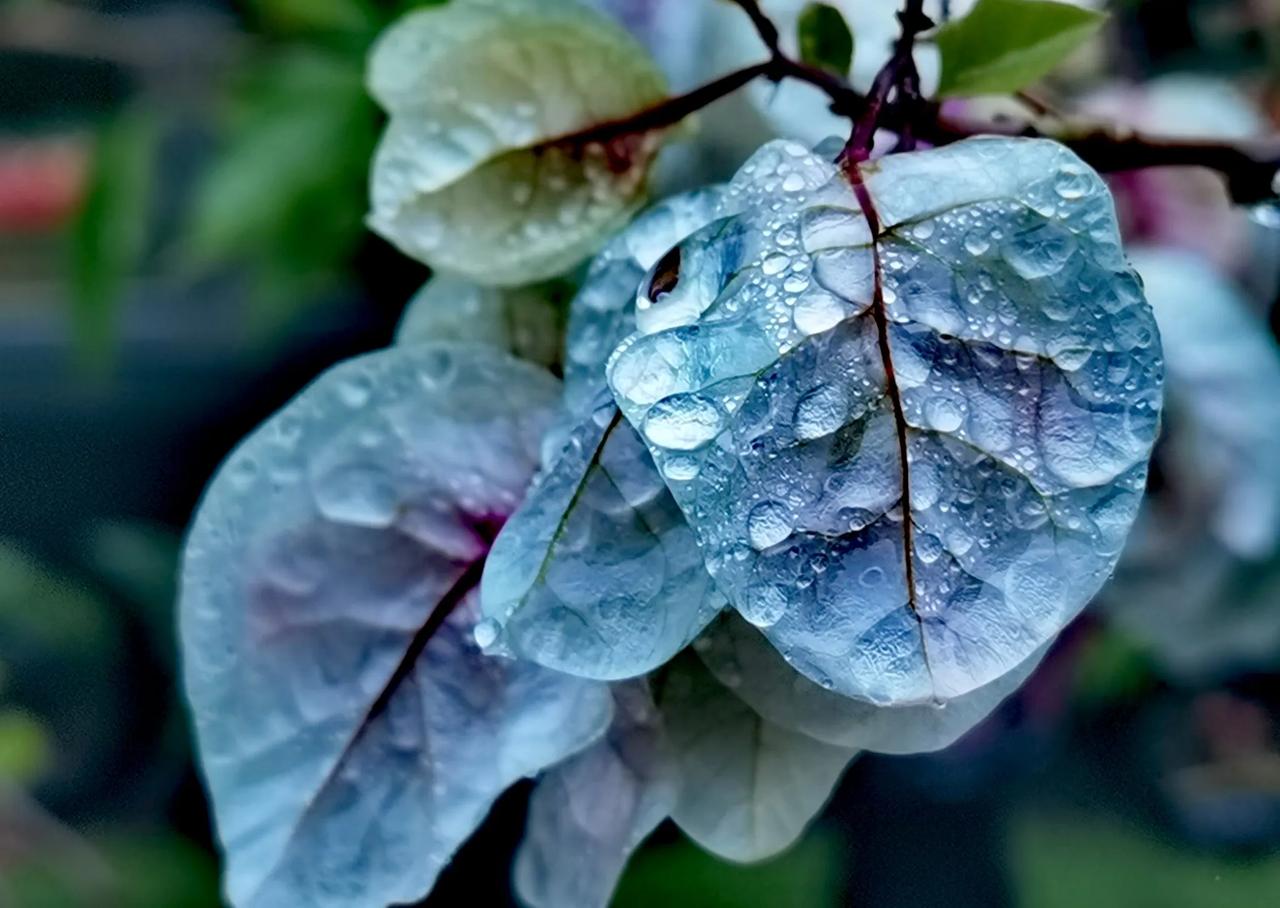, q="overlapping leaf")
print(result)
[180,343,612,907]
[1106,249,1280,679]
[1128,248,1280,559]
[367,0,669,286]
[608,137,1163,706]
[395,274,566,369]
[514,683,676,908]
[696,613,1046,754]
[562,186,729,416]
[480,189,729,680]
[480,394,724,680]
[657,651,856,863]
